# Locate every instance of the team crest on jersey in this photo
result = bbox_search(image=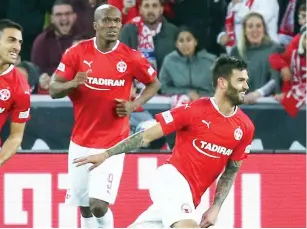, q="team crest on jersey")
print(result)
[0,89,11,101]
[234,127,243,140]
[117,60,127,73]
